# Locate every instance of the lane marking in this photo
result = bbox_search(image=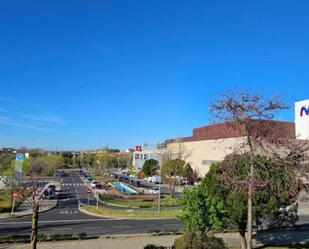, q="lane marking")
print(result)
[85,226,101,229]
[111,225,131,228]
[0,218,111,225]
[51,227,72,231]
